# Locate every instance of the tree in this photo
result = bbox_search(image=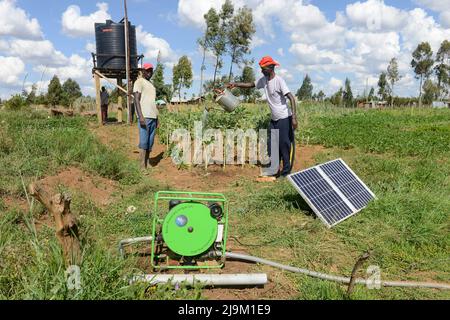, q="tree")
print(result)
[423,79,439,105]
[227,6,255,81]
[343,78,354,108]
[212,0,234,86]
[330,87,343,106]
[5,94,28,110]
[296,75,313,101]
[172,55,193,101]
[238,65,256,102]
[317,90,326,102]
[435,40,450,100]
[47,75,63,106]
[198,8,220,96]
[377,72,390,101]
[387,57,400,107]
[26,84,37,105]
[62,78,82,108]
[368,87,375,101]
[153,62,166,100]
[411,42,434,107]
